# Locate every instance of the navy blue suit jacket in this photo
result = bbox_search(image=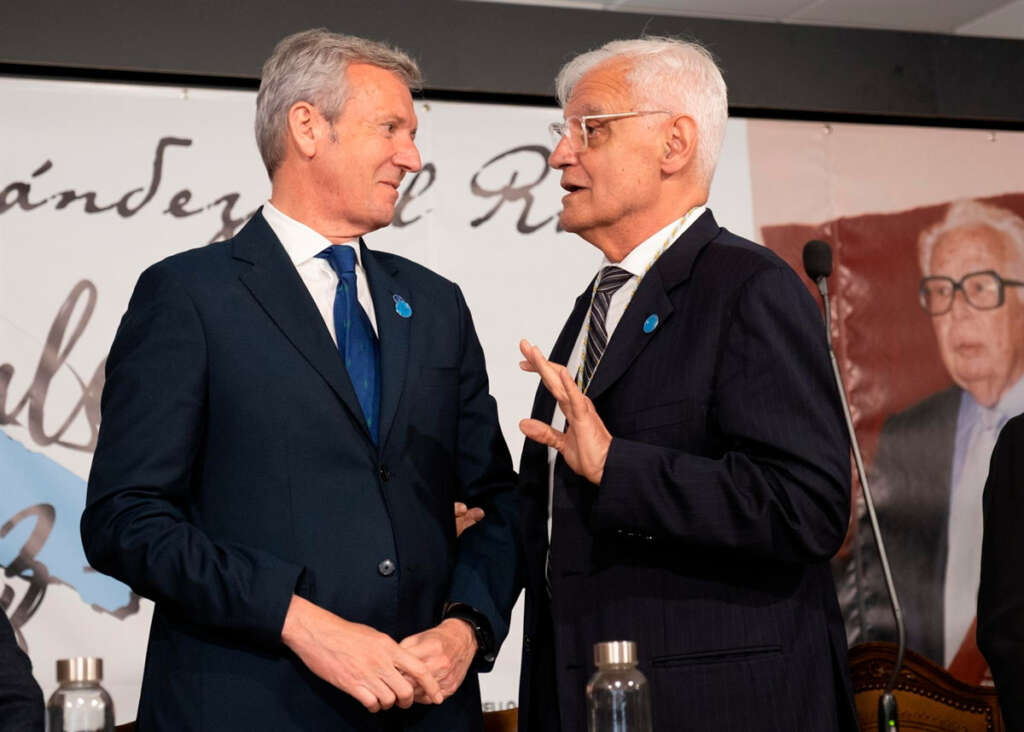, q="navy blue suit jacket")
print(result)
[82,212,519,731]
[517,211,857,731]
